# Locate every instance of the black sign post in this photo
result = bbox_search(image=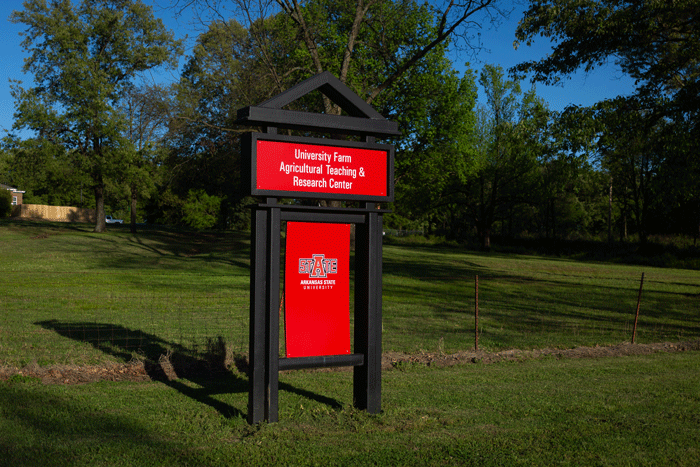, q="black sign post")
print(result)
[237,72,399,424]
